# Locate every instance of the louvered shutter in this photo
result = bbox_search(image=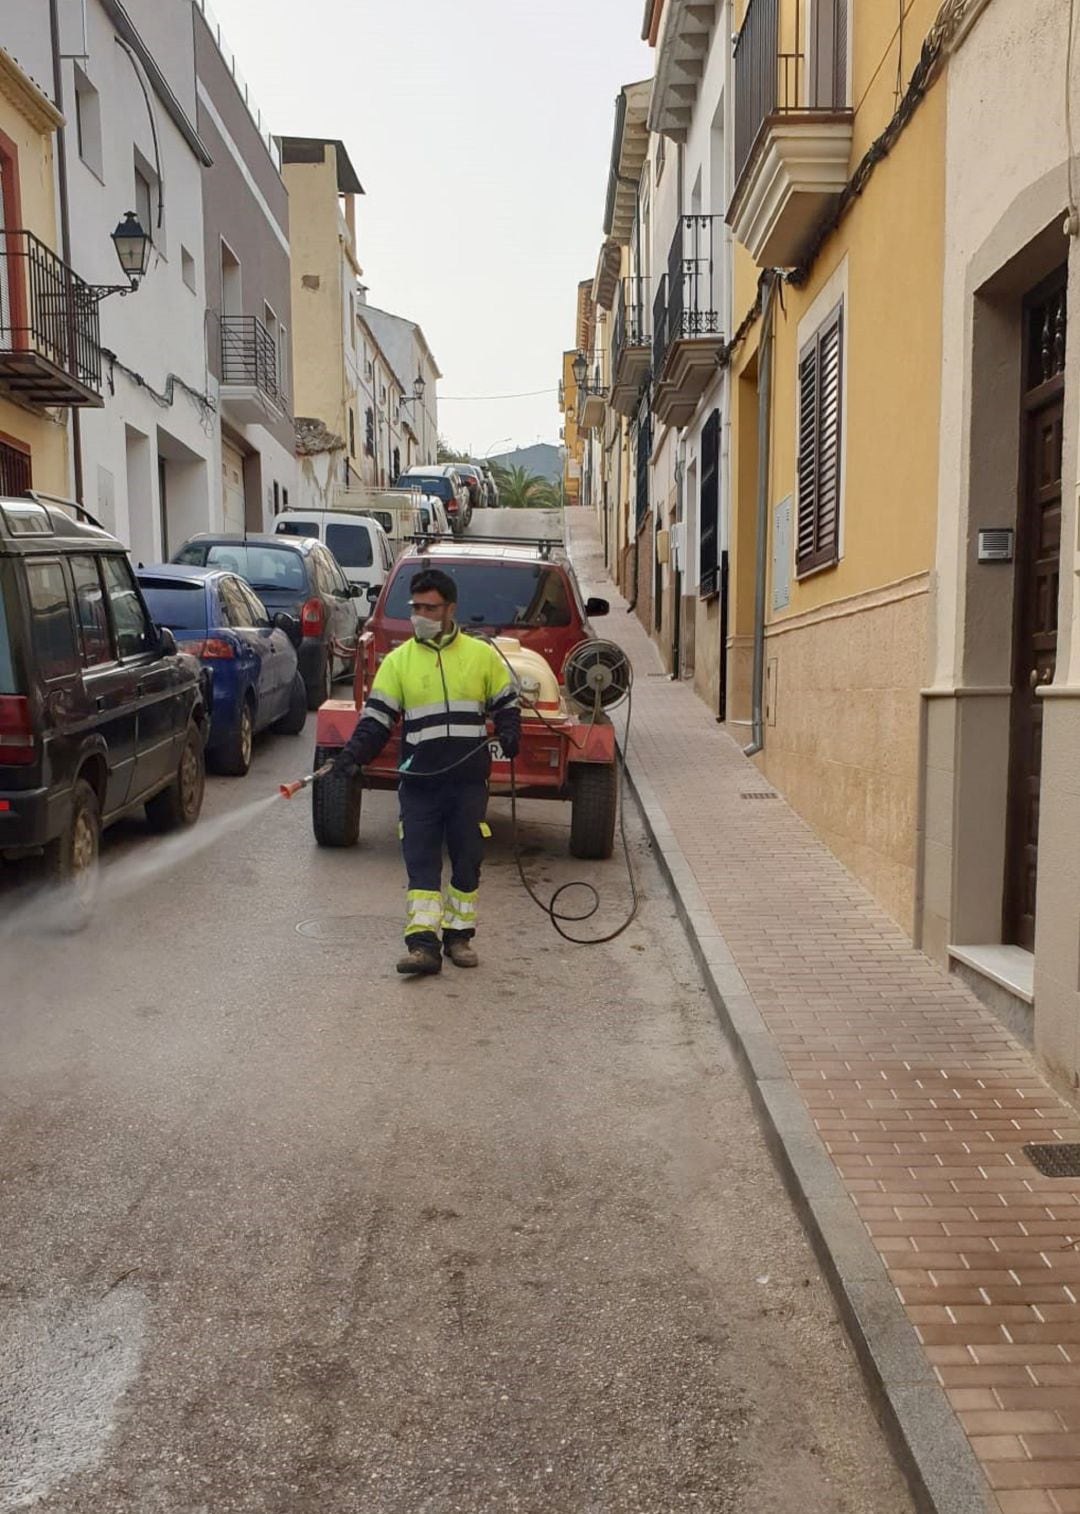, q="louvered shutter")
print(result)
[796,301,843,574]
[834,0,849,107]
[698,409,720,596]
